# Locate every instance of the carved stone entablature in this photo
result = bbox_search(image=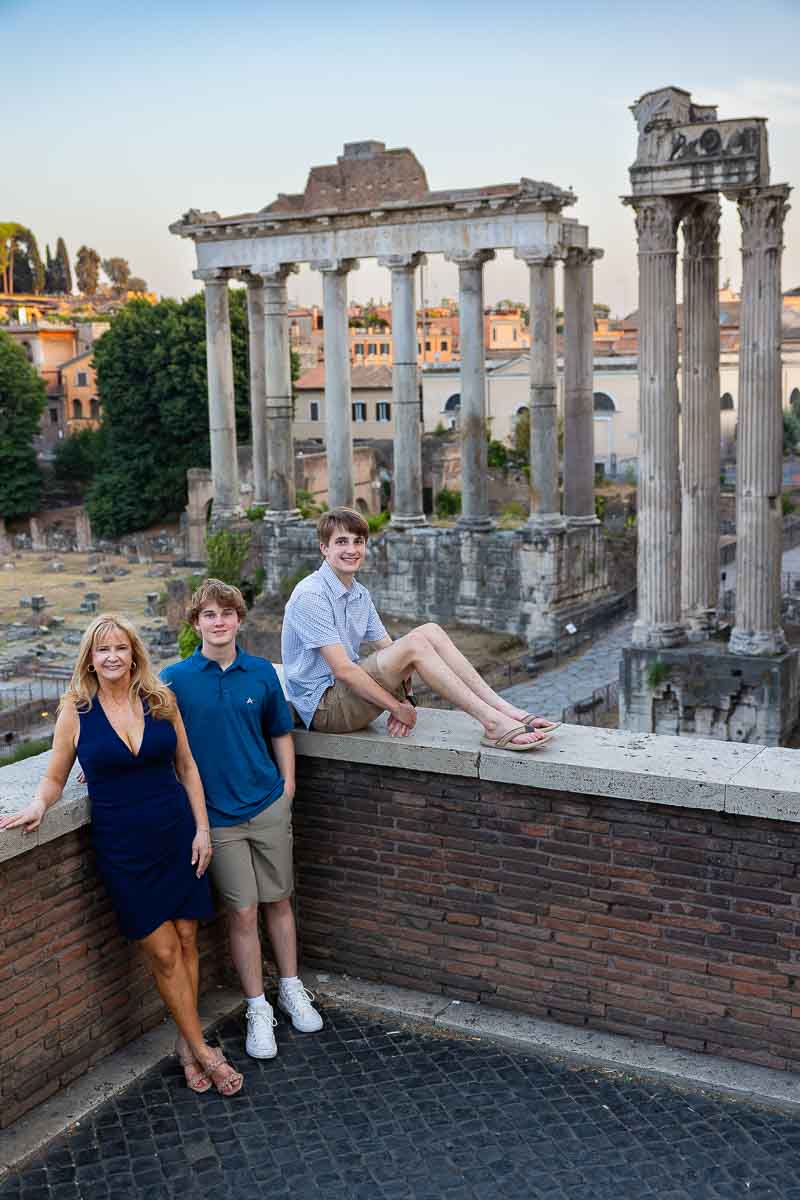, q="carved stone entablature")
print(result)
[625,195,683,254]
[737,185,792,255]
[628,87,770,198]
[682,196,721,260]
